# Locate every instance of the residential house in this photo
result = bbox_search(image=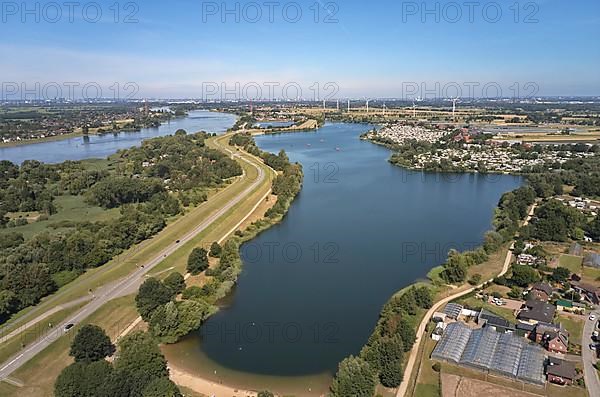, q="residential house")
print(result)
[518,300,556,325]
[570,281,600,305]
[546,357,577,385]
[534,323,569,354]
[529,283,553,302]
